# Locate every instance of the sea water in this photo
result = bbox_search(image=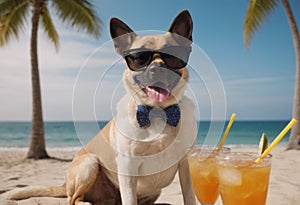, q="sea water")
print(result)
[0,121,290,148]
